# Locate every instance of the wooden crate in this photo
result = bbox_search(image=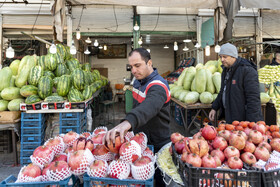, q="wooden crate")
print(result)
[0,111,21,124]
